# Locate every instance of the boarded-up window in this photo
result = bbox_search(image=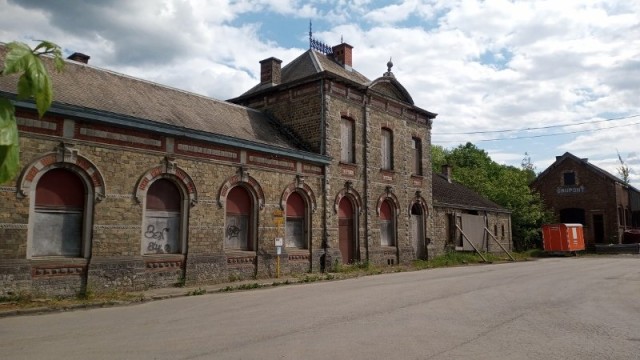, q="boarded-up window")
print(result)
[341,118,354,163]
[143,179,181,255]
[381,128,393,170]
[380,200,395,246]
[33,169,85,257]
[286,192,306,248]
[563,172,576,185]
[412,138,422,175]
[226,186,253,251]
